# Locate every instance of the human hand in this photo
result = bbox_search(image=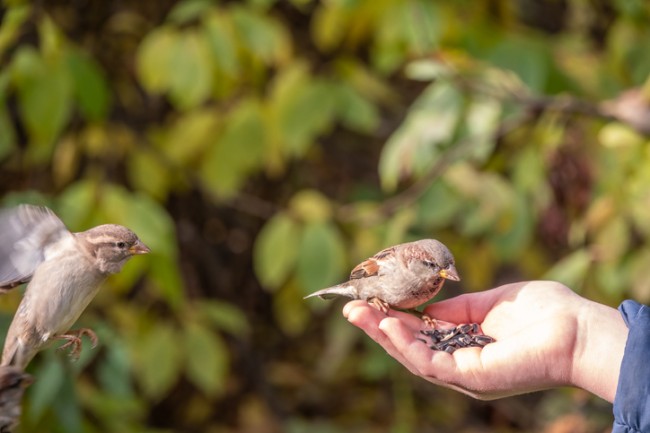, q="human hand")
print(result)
[344,280,627,402]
